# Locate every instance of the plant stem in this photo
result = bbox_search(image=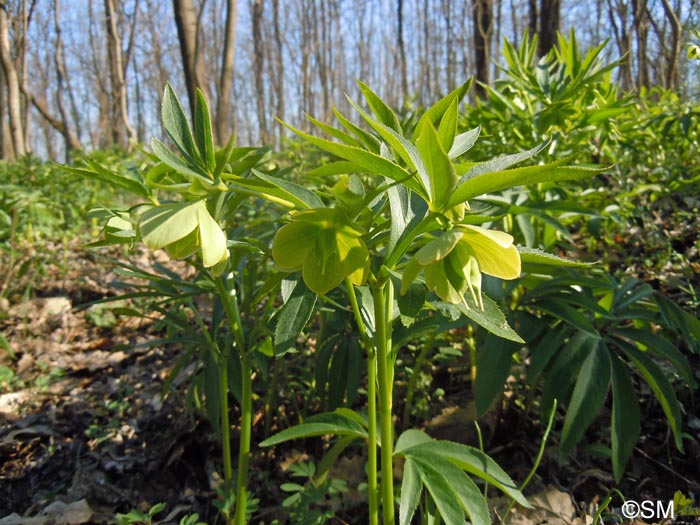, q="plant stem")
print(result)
[345,280,378,525]
[219,350,234,487]
[373,279,395,525]
[235,350,252,525]
[213,275,251,525]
